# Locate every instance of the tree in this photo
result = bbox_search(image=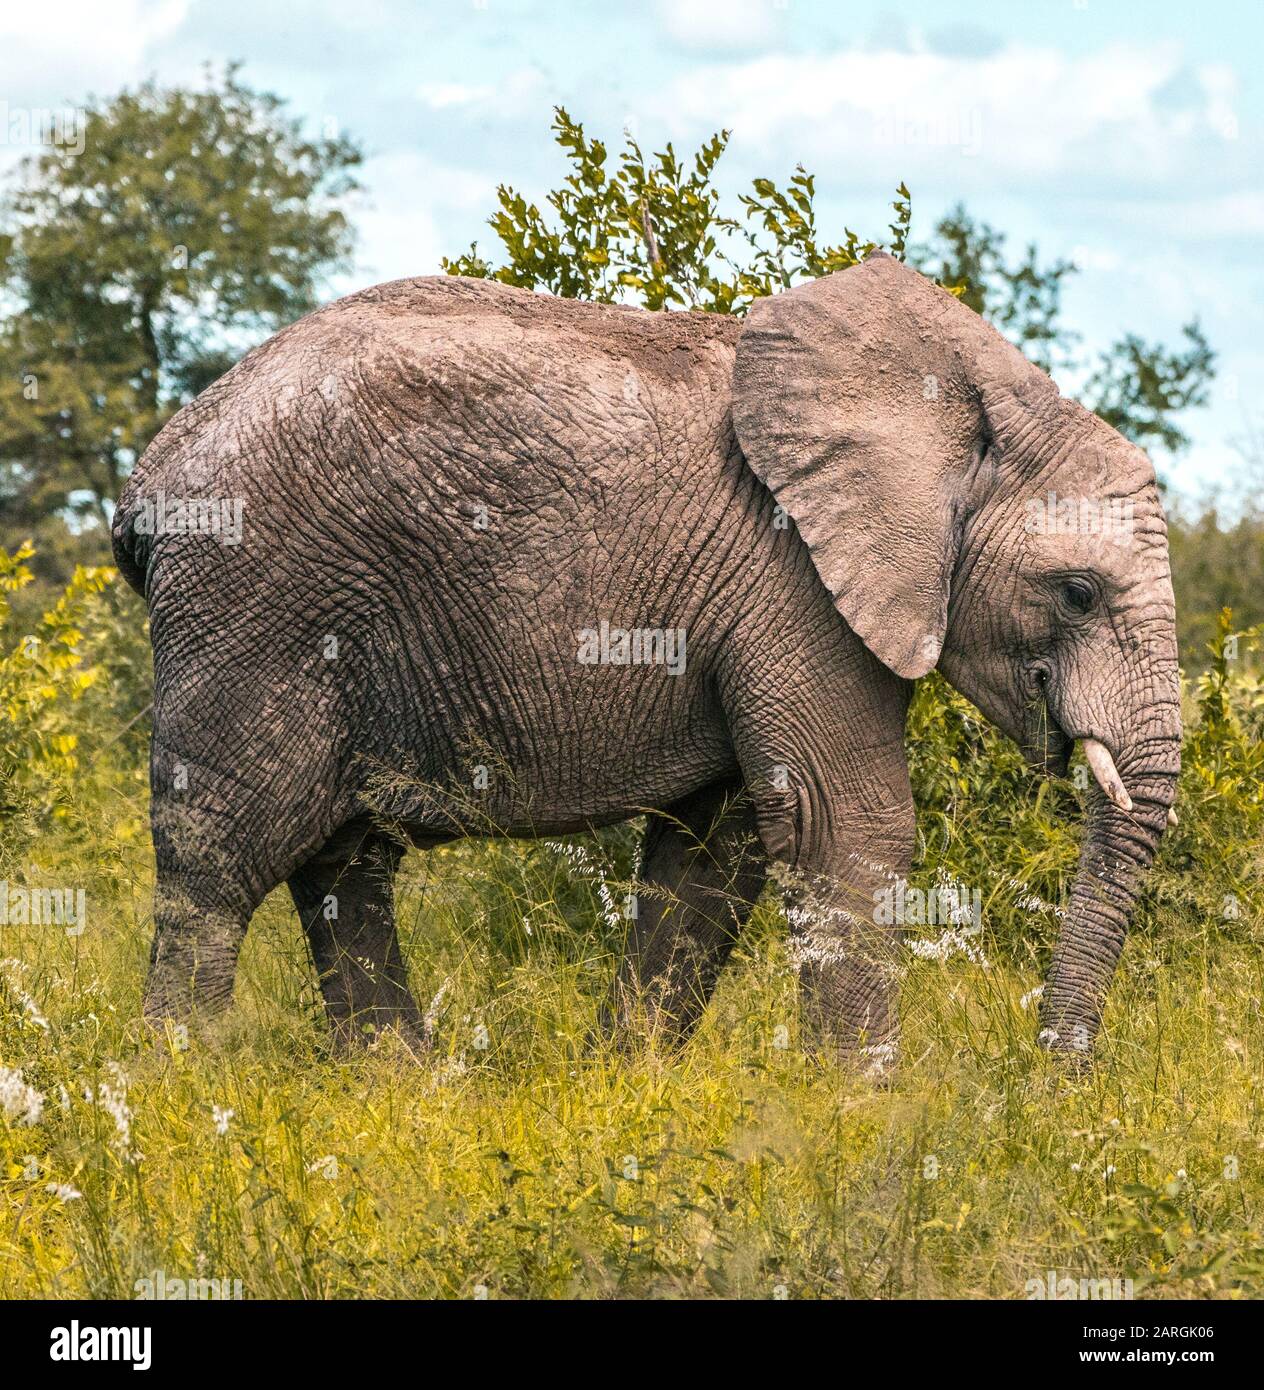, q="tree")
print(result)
[0,65,362,536]
[1082,322,1214,454]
